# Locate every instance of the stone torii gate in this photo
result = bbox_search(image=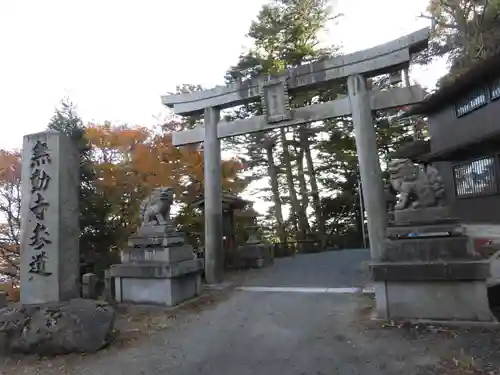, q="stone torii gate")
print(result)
[162,28,430,285]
